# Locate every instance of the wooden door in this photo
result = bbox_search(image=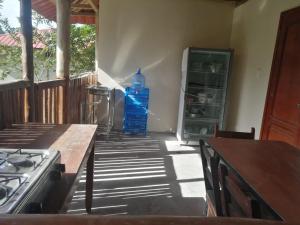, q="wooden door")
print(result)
[261,6,300,148]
